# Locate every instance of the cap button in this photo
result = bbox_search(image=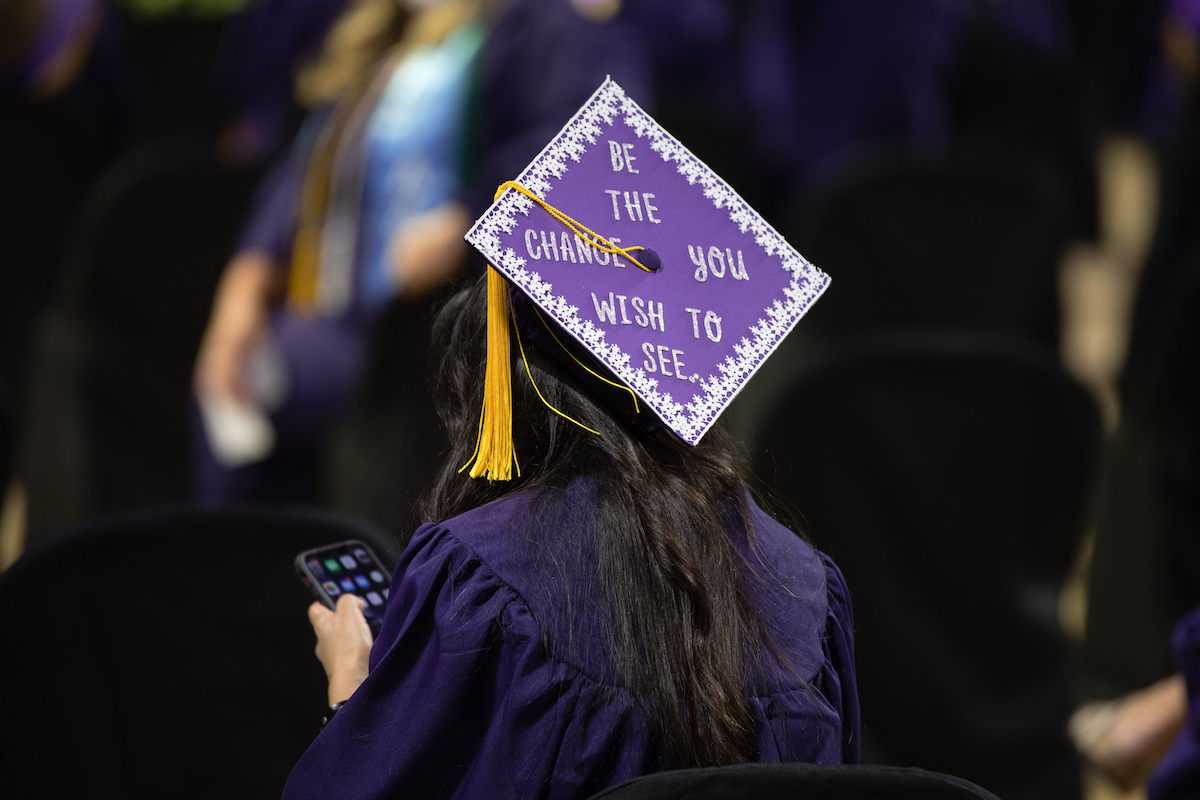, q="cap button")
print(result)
[639,248,662,272]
